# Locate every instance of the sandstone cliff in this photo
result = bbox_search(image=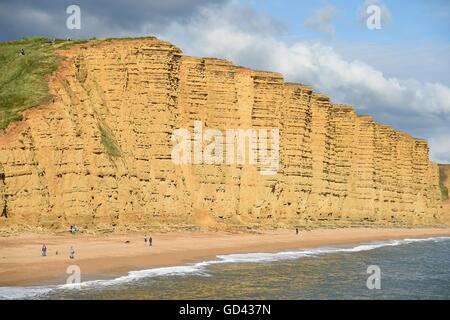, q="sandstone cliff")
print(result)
[0,38,446,232]
[439,164,450,223]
